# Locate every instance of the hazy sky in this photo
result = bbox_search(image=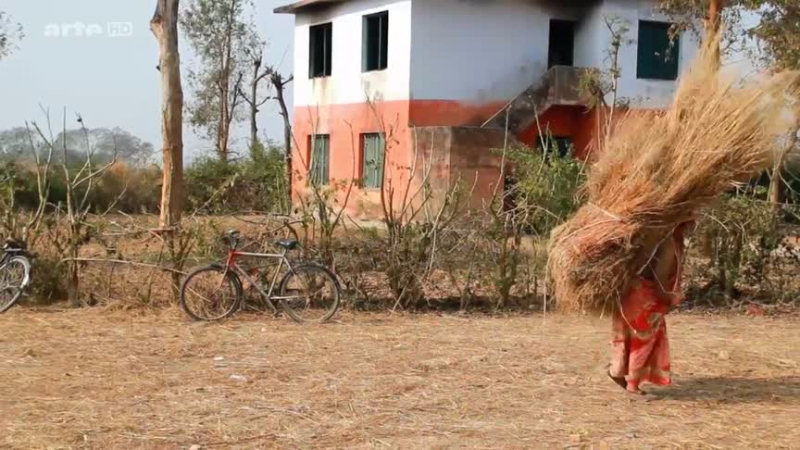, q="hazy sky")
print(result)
[0,0,295,161]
